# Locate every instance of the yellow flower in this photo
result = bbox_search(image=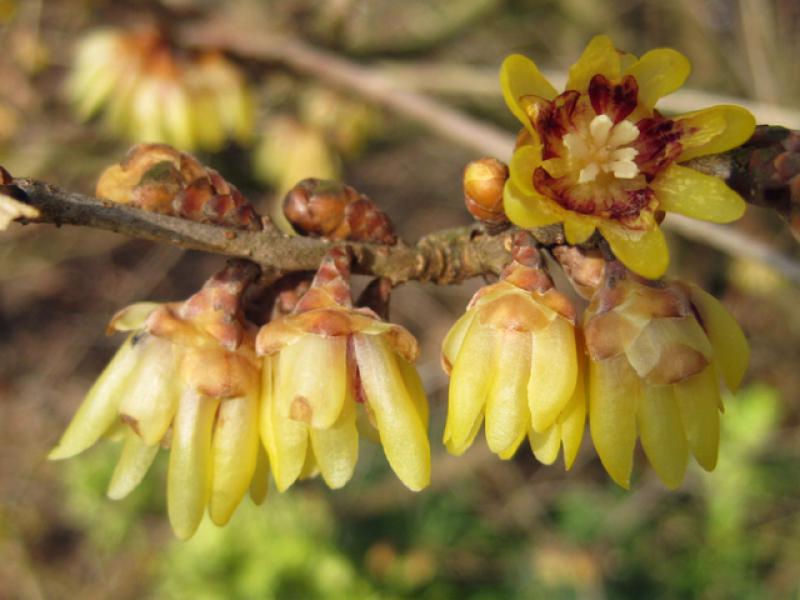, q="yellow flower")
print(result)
[49,262,265,539]
[441,239,585,467]
[256,250,430,492]
[69,28,253,151]
[501,35,756,278]
[584,268,749,488]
